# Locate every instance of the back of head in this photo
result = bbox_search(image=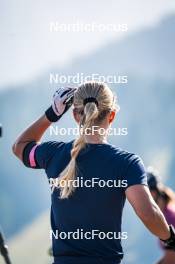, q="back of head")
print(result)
[74,81,116,125]
[58,81,119,198]
[147,167,175,205]
[147,167,160,191]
